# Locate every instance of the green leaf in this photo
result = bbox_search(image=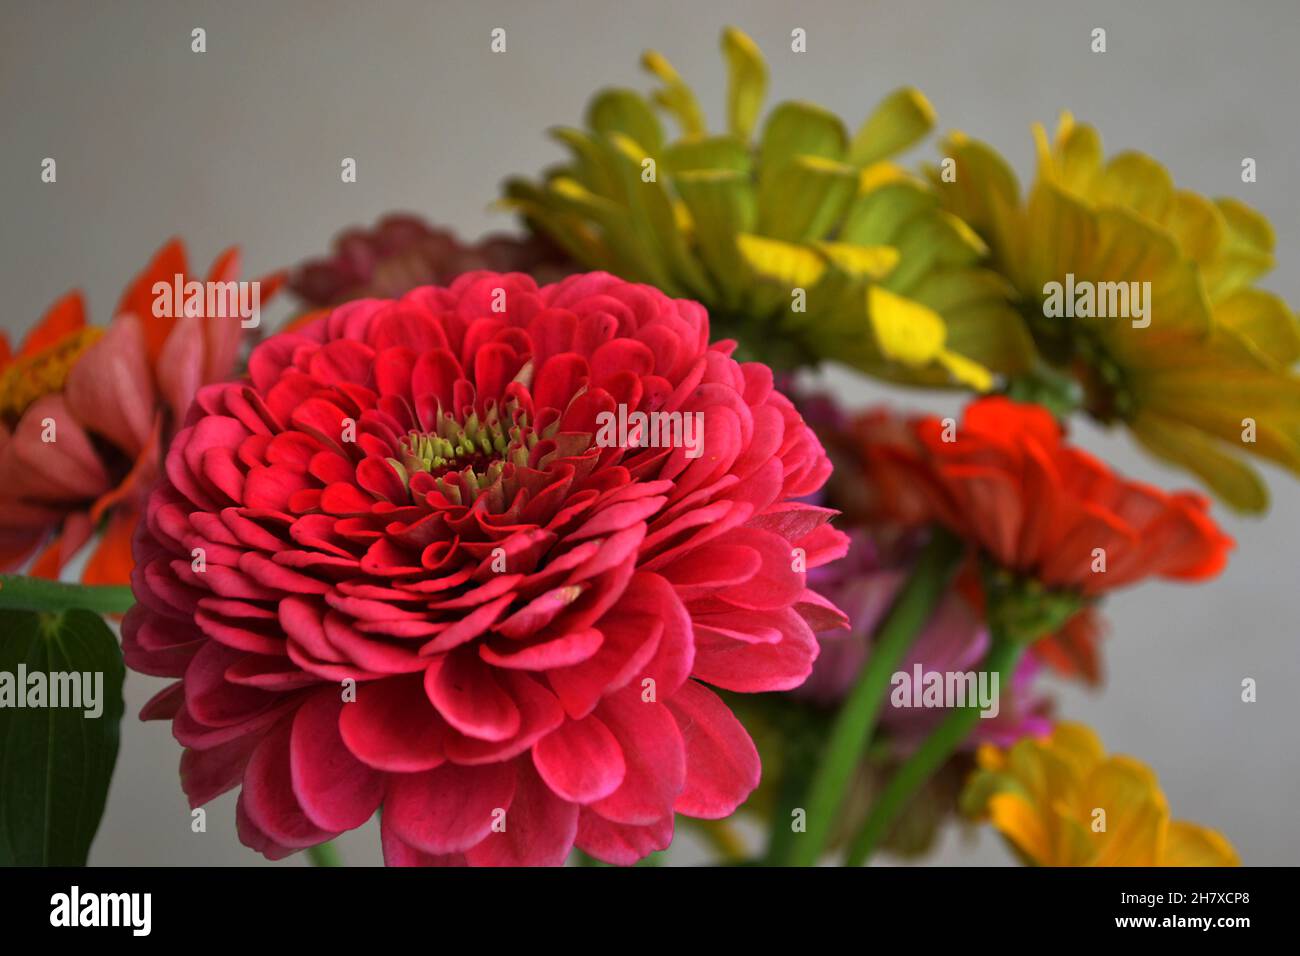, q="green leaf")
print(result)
[0,609,125,865]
